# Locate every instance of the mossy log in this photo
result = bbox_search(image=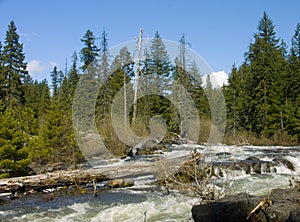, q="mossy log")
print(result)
[0,168,109,193]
